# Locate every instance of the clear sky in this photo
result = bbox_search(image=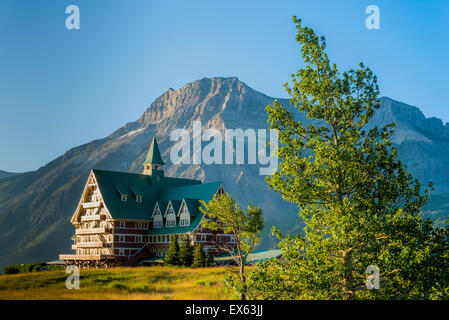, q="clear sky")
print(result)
[1,0,448,172]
